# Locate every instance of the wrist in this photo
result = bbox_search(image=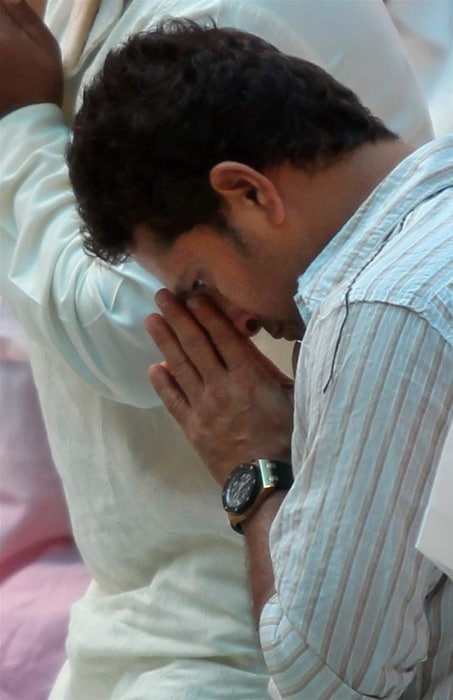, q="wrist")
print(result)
[241,489,286,535]
[241,490,286,620]
[221,458,293,534]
